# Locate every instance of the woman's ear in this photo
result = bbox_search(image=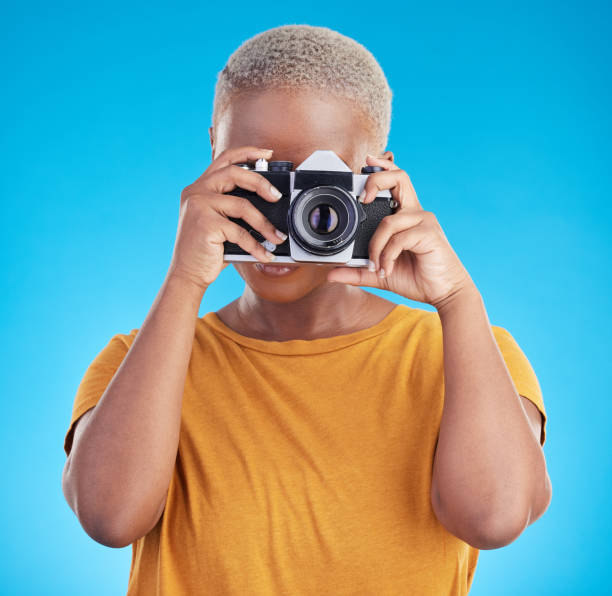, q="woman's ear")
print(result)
[381,150,394,162]
[209,126,215,158]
